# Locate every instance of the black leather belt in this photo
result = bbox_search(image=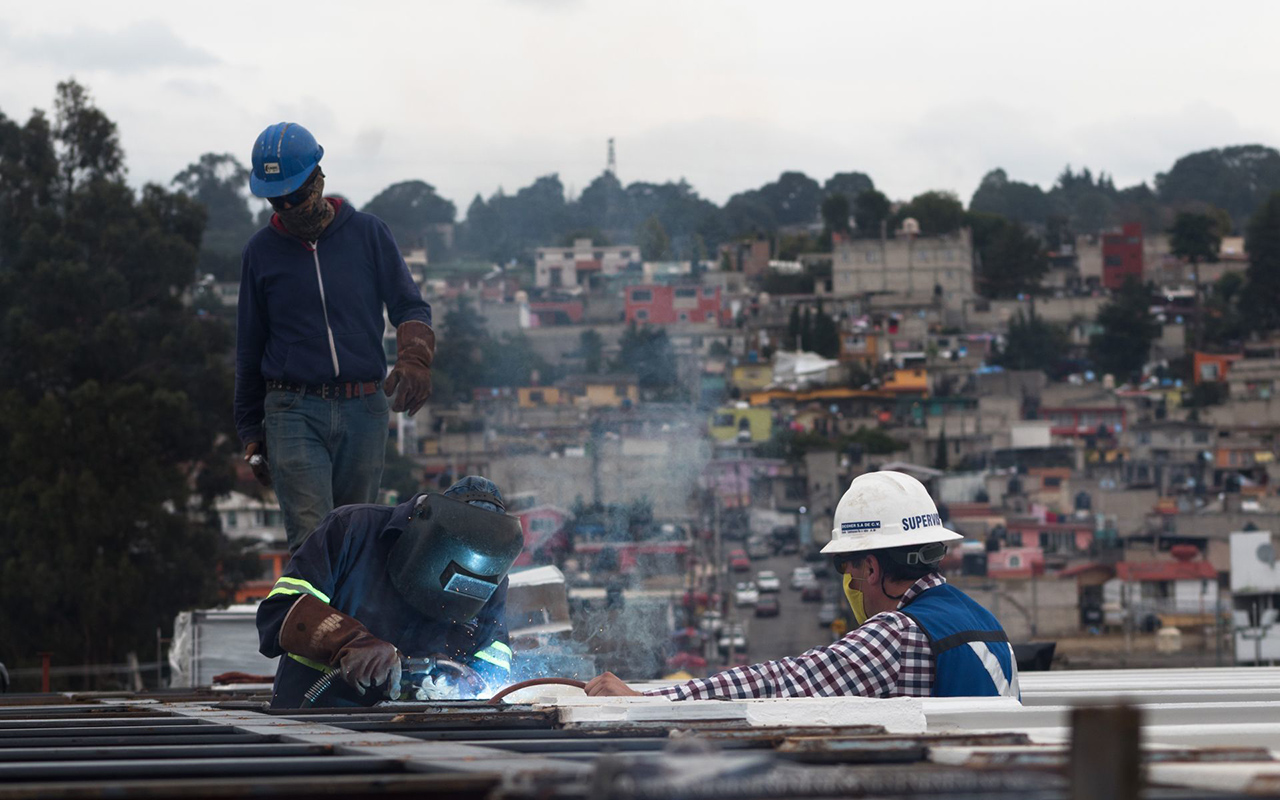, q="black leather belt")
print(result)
[266,379,382,399]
